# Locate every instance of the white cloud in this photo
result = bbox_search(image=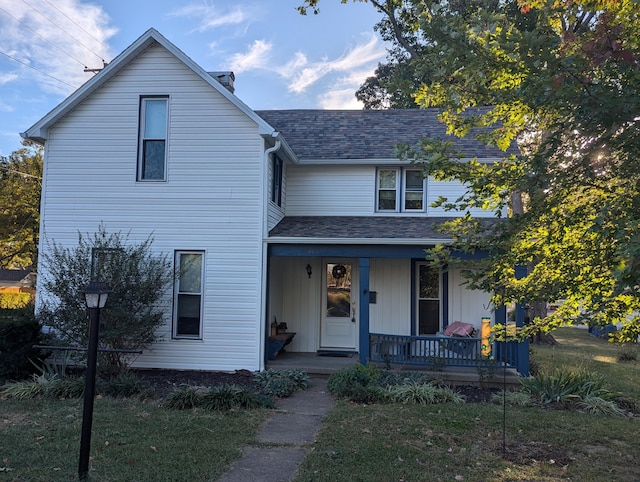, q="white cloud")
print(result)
[0,0,117,96]
[170,4,248,33]
[228,39,273,73]
[0,72,18,85]
[225,32,385,102]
